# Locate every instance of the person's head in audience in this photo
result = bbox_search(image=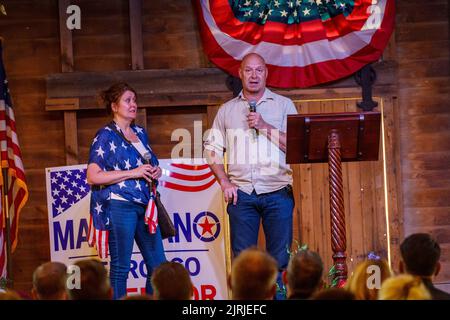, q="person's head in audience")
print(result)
[311,287,356,300]
[66,259,112,300]
[346,258,392,300]
[151,261,193,300]
[379,274,431,300]
[228,247,278,300]
[31,261,68,300]
[400,233,450,300]
[400,233,441,278]
[282,249,324,299]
